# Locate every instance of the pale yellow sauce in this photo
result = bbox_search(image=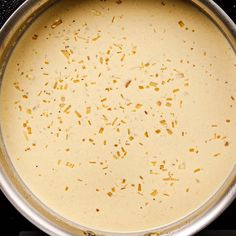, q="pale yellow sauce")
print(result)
[1,0,236,232]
